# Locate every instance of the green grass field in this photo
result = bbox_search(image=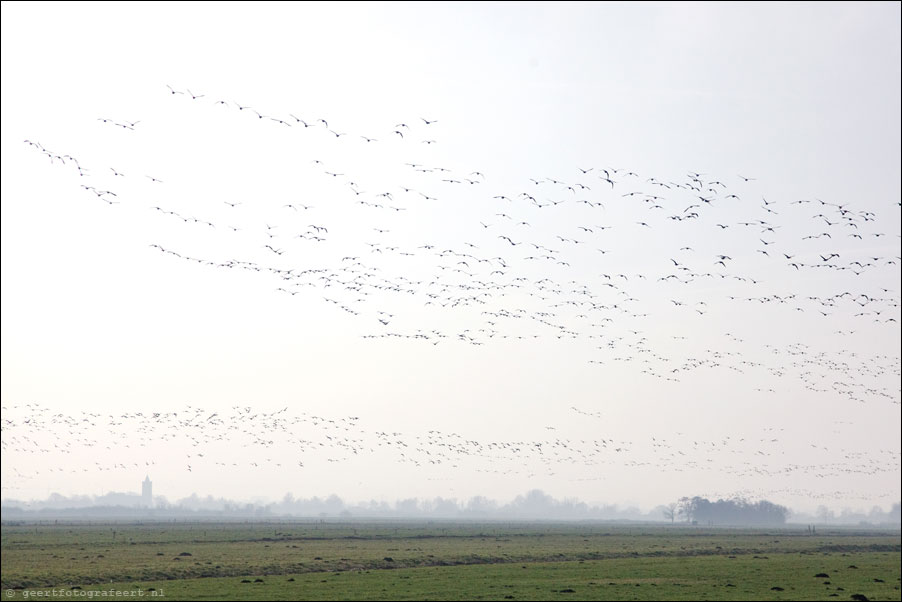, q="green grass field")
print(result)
[2,521,899,600]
